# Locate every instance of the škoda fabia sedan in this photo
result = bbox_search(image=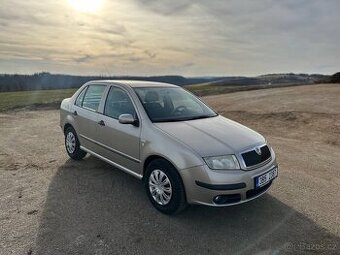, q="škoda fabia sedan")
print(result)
[60,80,278,214]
